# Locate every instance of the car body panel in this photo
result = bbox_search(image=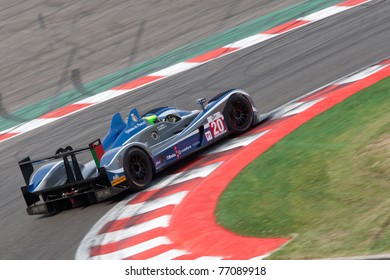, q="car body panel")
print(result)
[18,88,268,215]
